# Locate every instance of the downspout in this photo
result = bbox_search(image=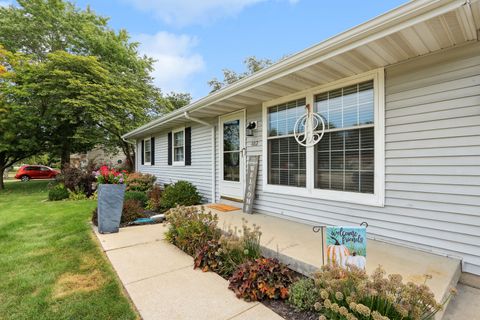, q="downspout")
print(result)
[184,112,216,204]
